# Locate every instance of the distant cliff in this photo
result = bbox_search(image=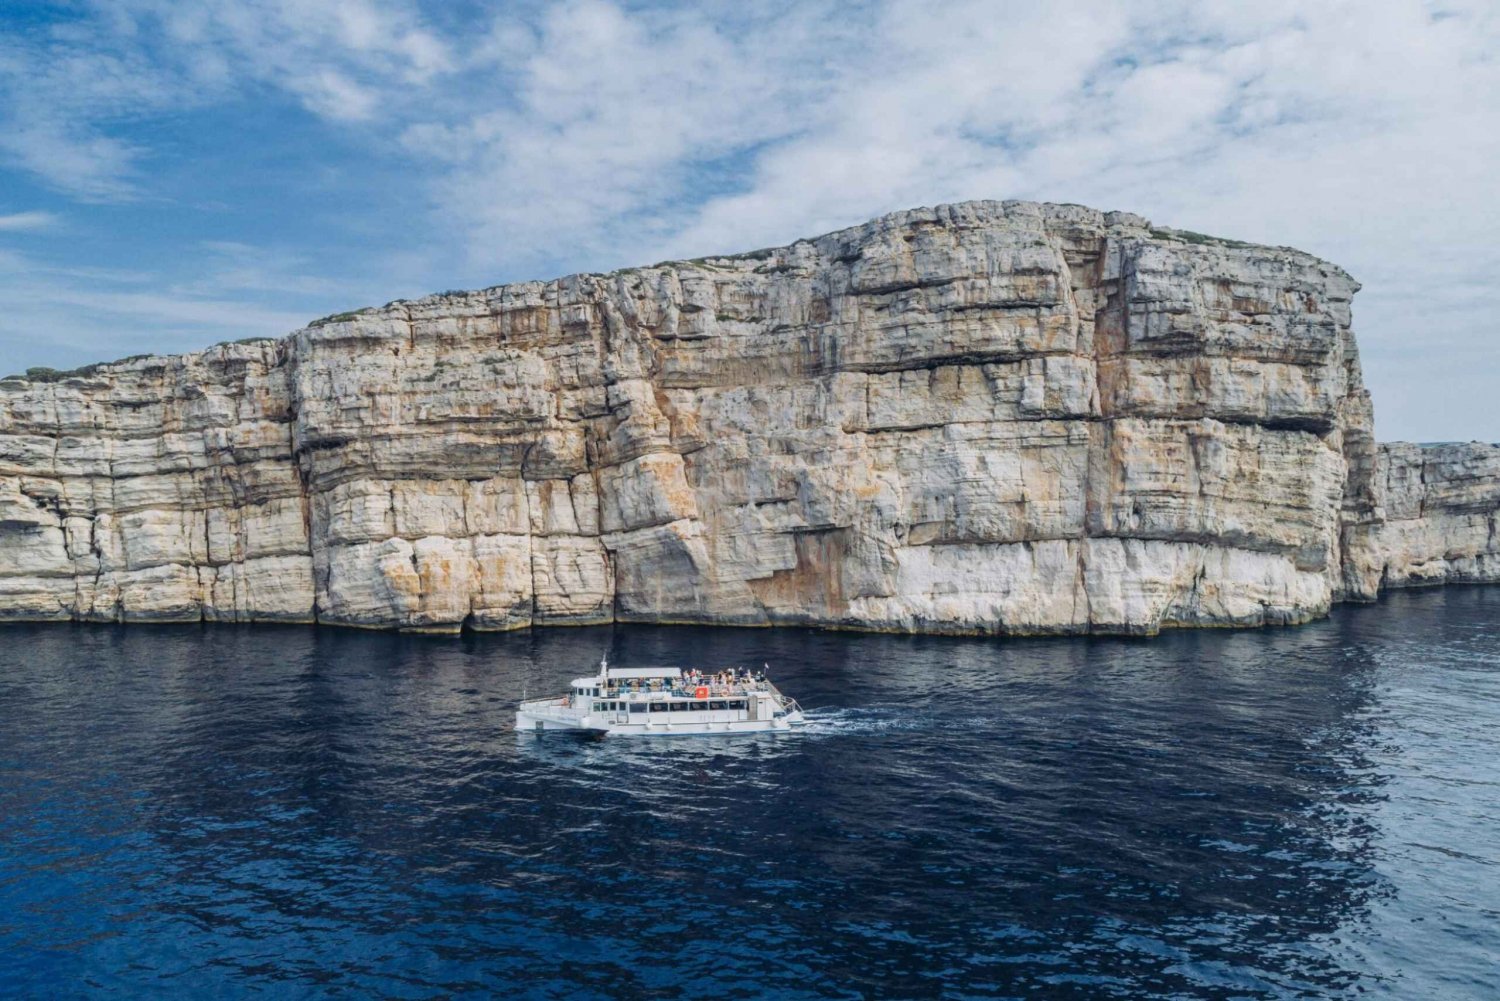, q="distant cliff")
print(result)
[2,200,1495,634]
[1343,442,1500,594]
